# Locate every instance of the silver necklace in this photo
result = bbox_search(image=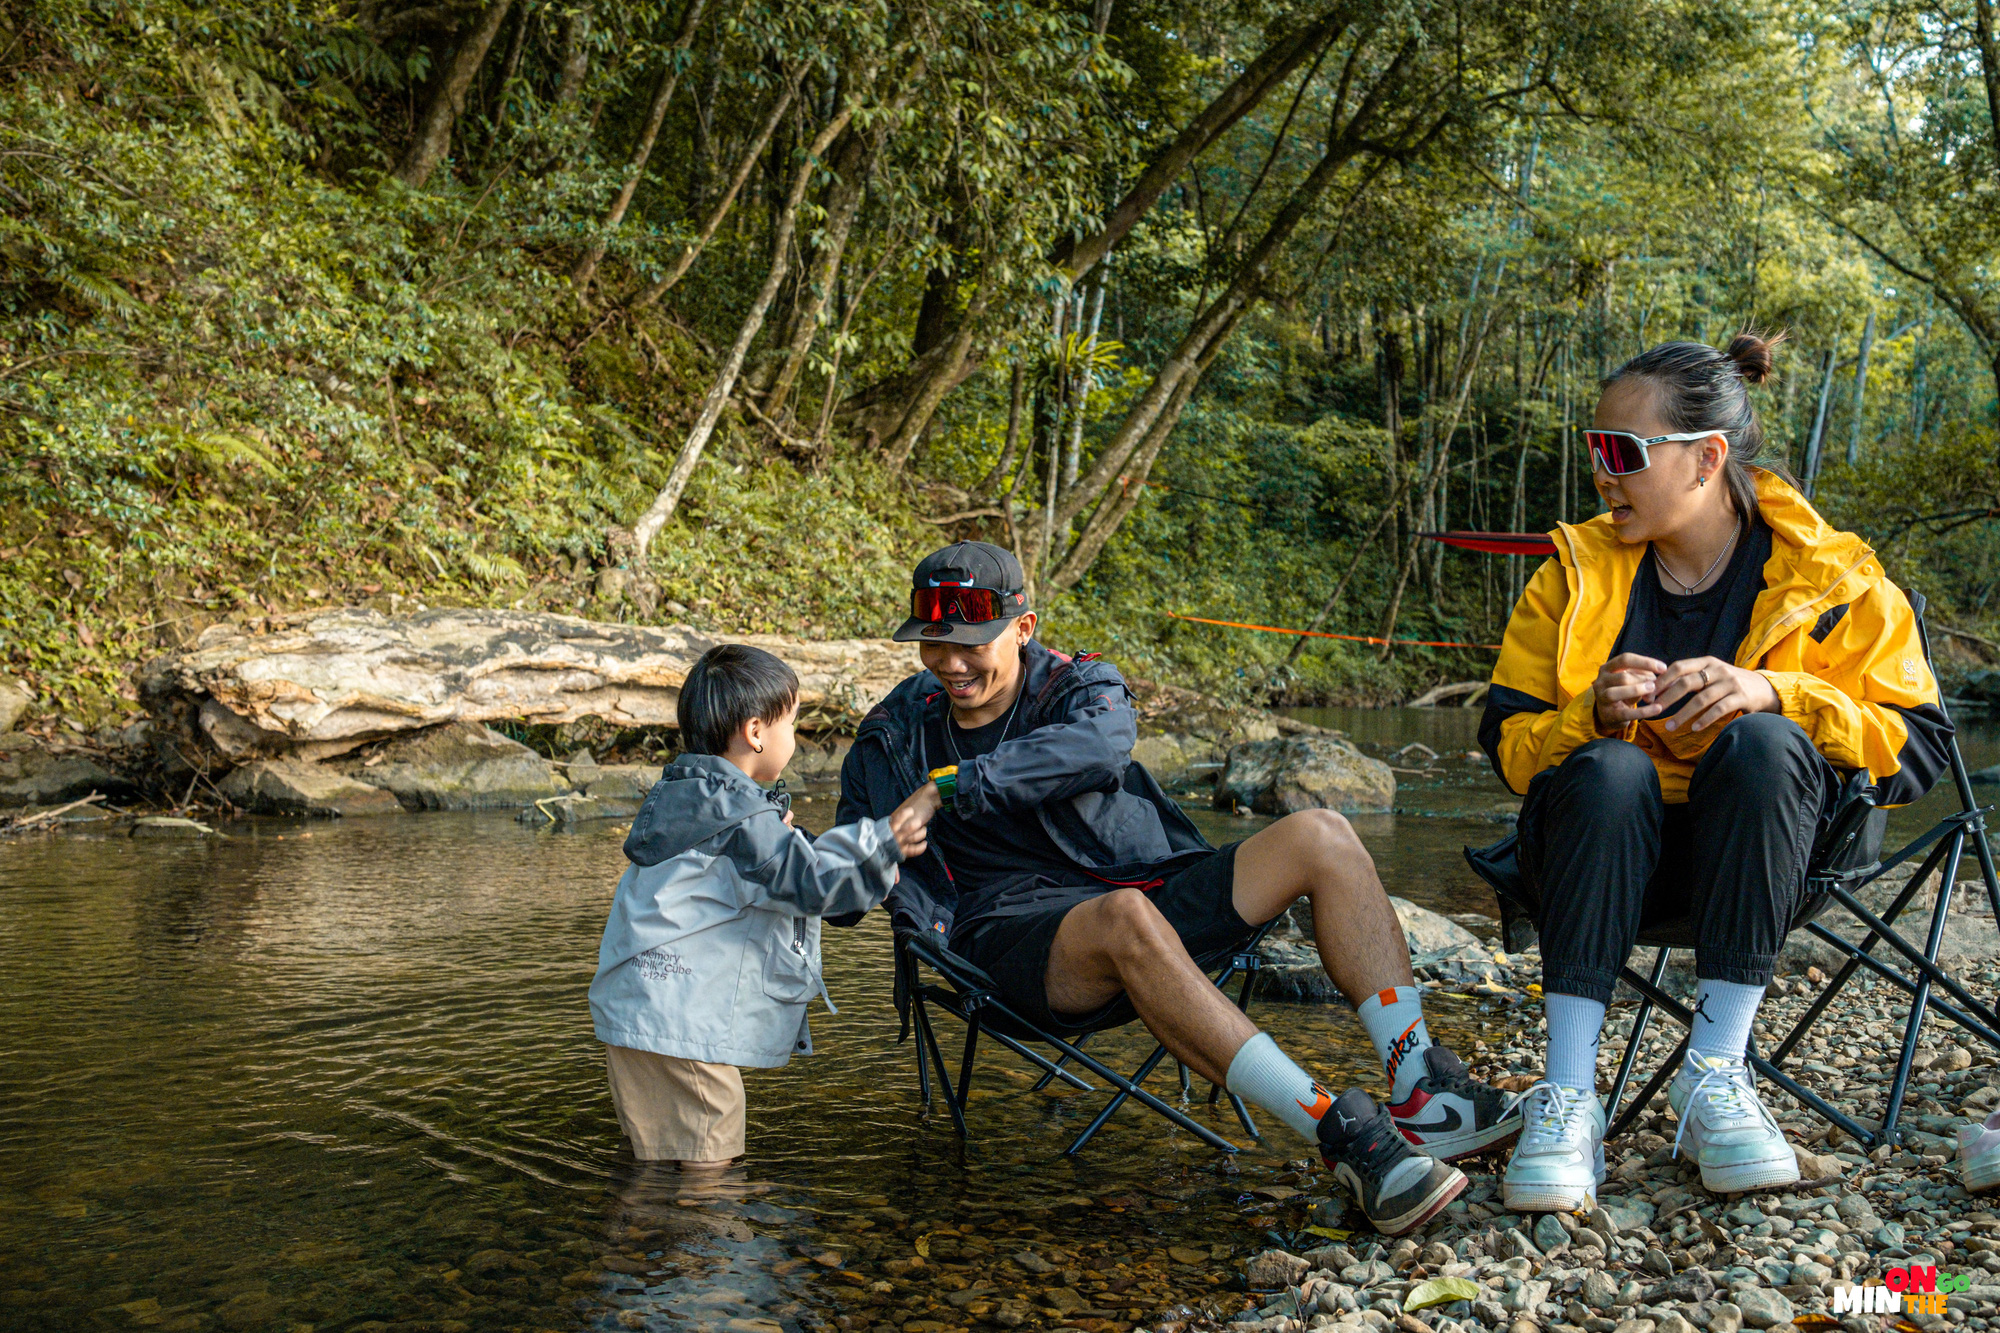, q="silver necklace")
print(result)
[944,684,1025,762]
[1656,517,1742,594]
